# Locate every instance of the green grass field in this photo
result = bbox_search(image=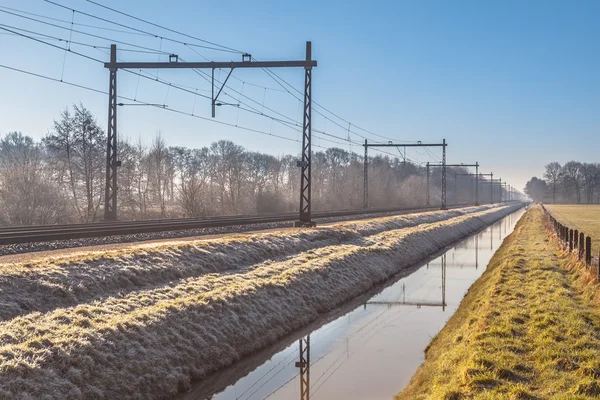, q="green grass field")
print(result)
[396,206,600,399]
[546,204,600,256]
